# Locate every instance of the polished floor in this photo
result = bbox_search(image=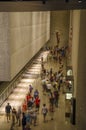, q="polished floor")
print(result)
[0,50,76,130]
